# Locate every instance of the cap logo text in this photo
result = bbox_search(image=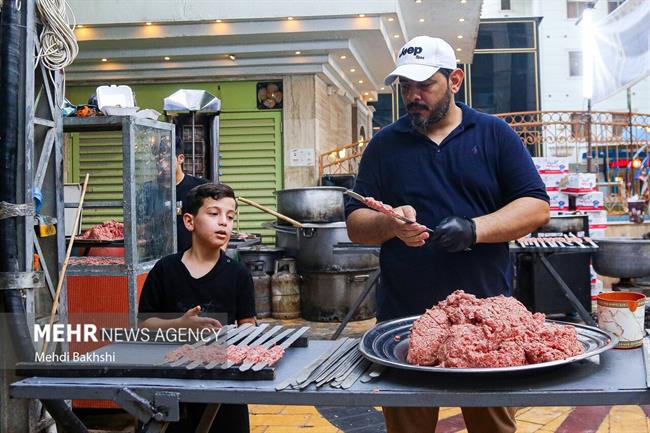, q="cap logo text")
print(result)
[399,46,424,58]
